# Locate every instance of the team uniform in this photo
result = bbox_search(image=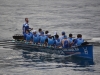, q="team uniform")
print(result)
[32,34,40,44]
[68,37,74,46]
[54,38,61,47]
[68,37,73,43]
[24,32,32,42]
[60,35,67,42]
[40,35,47,44]
[47,38,54,46]
[73,38,84,46]
[63,40,70,48]
[76,38,84,46]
